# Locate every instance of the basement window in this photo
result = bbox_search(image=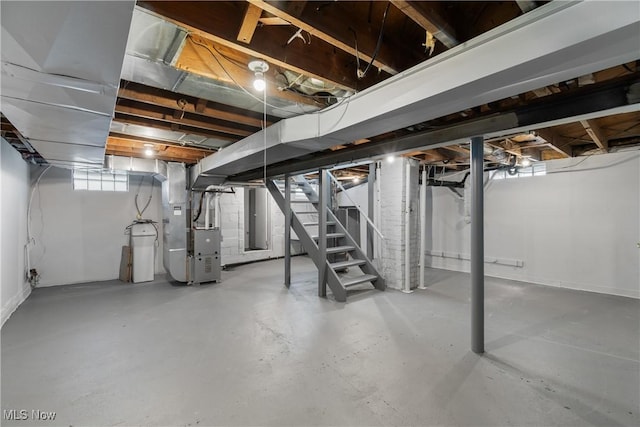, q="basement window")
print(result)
[73,170,129,192]
[492,163,546,180]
